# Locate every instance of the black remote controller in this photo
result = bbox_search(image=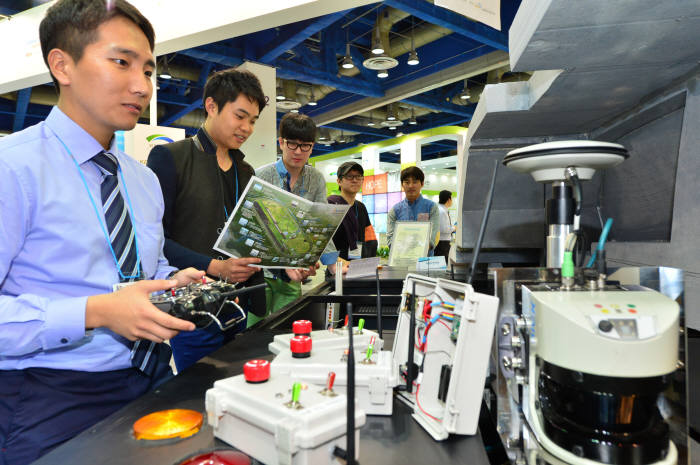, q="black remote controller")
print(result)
[150,281,266,329]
